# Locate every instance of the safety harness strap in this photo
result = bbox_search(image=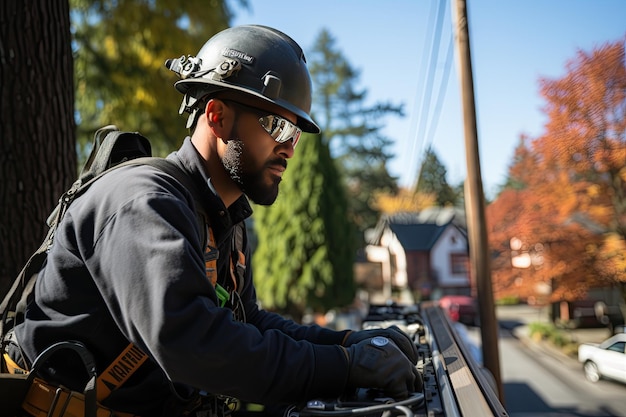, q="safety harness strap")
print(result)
[230,222,246,293]
[205,227,218,287]
[95,343,148,402]
[205,222,246,308]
